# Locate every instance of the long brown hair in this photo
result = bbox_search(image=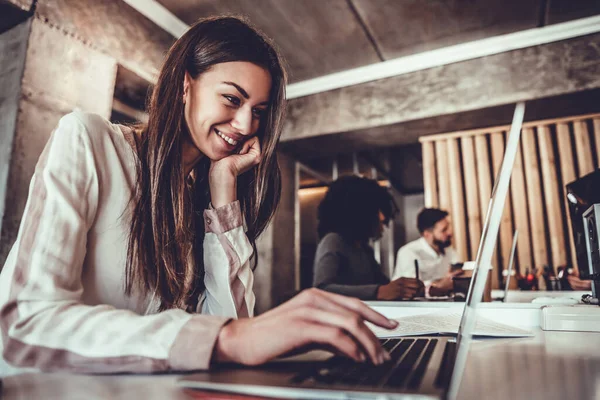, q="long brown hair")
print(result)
[126,16,287,311]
